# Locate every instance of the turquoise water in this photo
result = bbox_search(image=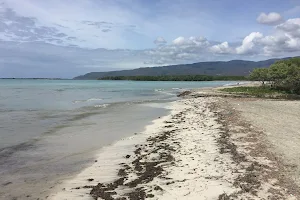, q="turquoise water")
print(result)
[0,79,234,147]
[0,79,233,110]
[0,79,236,199]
